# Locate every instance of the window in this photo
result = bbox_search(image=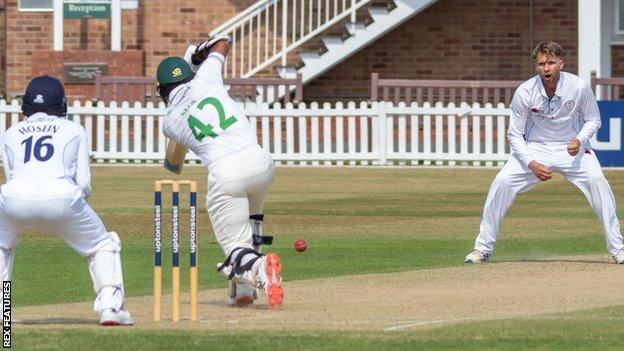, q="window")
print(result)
[122,0,138,10]
[19,0,53,11]
[619,0,624,34]
[18,0,138,12]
